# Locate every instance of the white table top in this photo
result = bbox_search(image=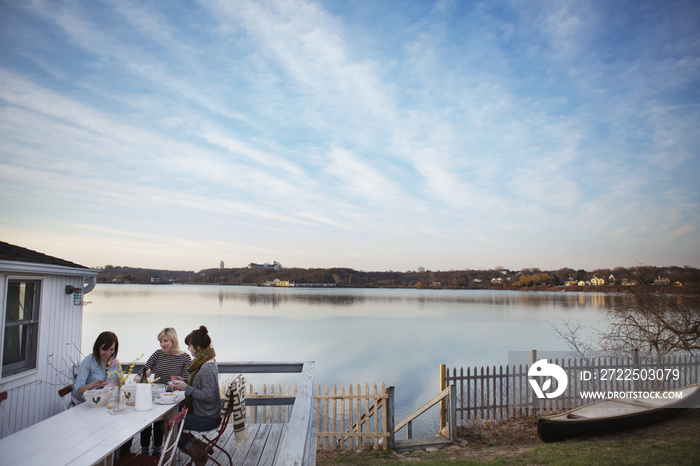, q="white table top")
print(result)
[0,392,184,465]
